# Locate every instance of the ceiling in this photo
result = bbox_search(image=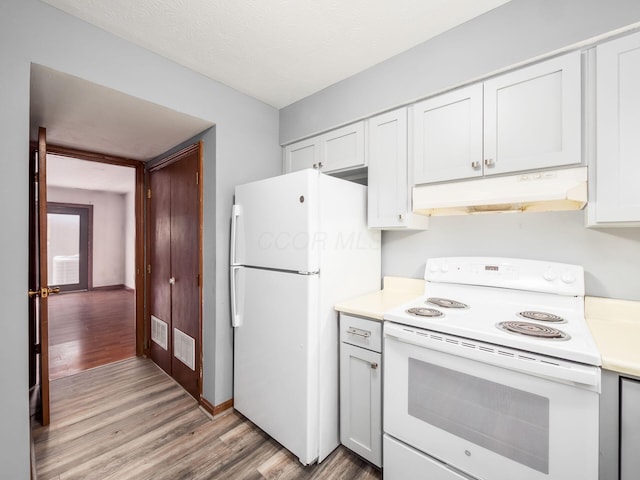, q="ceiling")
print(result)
[40,0,511,109]
[31,0,511,168]
[30,64,214,161]
[47,154,136,194]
